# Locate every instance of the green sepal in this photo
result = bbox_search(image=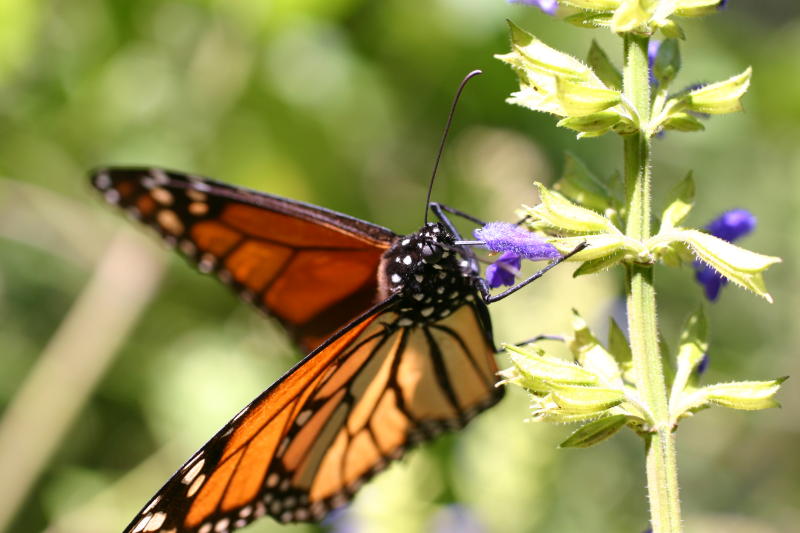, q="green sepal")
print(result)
[674,0,725,17]
[669,307,708,406]
[651,229,781,302]
[549,382,625,412]
[659,172,695,231]
[564,11,614,29]
[554,153,614,213]
[559,414,630,448]
[587,40,622,90]
[611,0,652,34]
[608,317,632,364]
[704,377,787,410]
[657,19,685,39]
[561,0,621,9]
[679,67,752,115]
[528,182,620,234]
[661,112,705,132]
[503,344,600,387]
[652,39,681,87]
[557,111,622,136]
[548,234,645,262]
[572,249,626,277]
[556,76,622,117]
[570,310,623,386]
